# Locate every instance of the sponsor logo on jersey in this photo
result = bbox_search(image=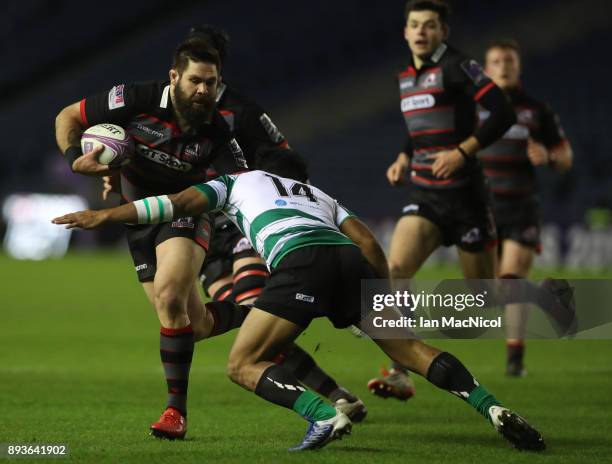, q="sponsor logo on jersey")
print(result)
[259,113,285,144]
[461,227,482,244]
[401,94,435,112]
[135,263,148,271]
[229,139,248,168]
[503,124,530,140]
[184,143,201,159]
[232,237,253,254]
[108,84,125,110]
[172,217,195,229]
[400,78,415,90]
[420,72,438,88]
[136,144,192,172]
[135,124,165,139]
[402,204,419,213]
[275,199,287,206]
[460,60,488,86]
[296,293,315,303]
